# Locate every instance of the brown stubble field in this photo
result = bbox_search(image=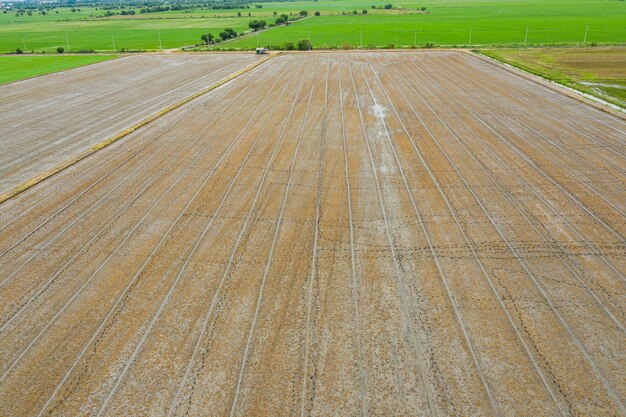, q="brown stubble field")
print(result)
[0,53,258,195]
[0,51,624,416]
